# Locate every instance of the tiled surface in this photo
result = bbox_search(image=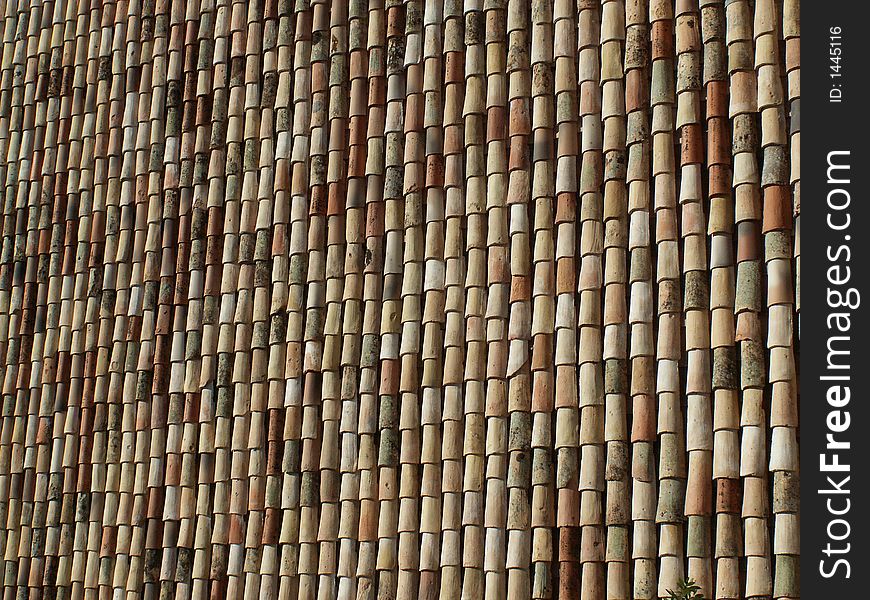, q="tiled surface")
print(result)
[0,0,798,598]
